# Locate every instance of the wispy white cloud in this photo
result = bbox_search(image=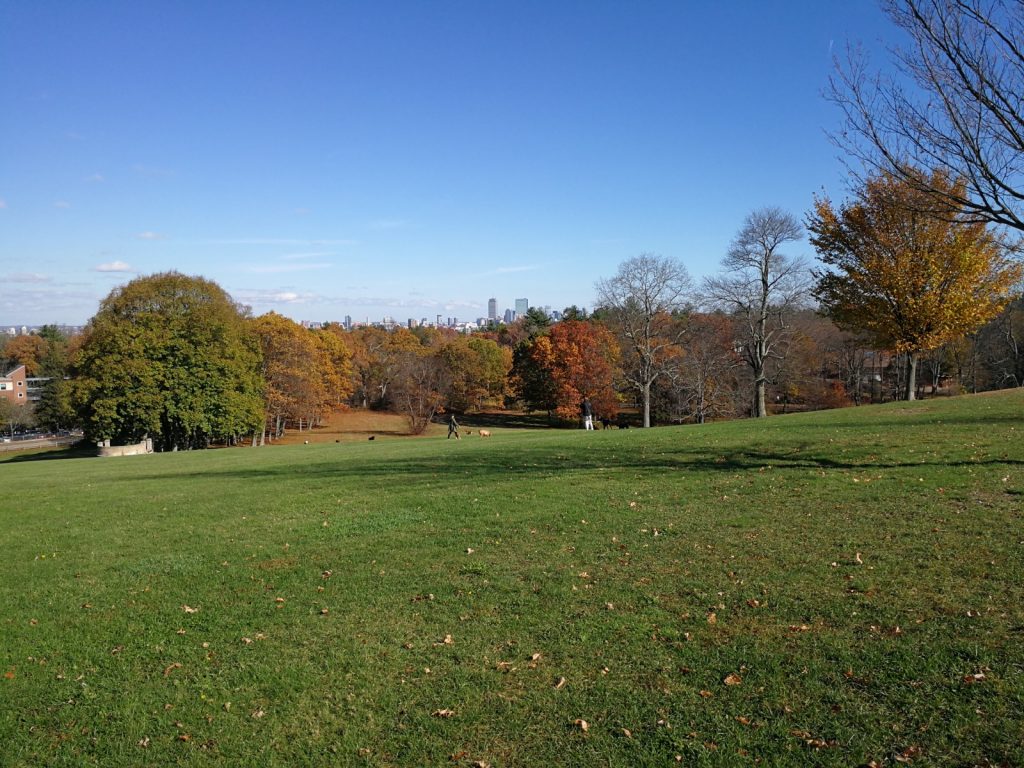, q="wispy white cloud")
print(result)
[5,272,51,284]
[205,237,356,246]
[95,261,134,273]
[247,262,332,274]
[54,200,71,209]
[132,163,175,178]
[368,218,410,231]
[282,251,333,260]
[233,288,323,306]
[0,286,101,322]
[491,265,540,275]
[136,231,168,240]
